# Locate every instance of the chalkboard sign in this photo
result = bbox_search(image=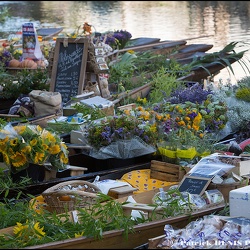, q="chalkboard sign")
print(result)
[178,175,212,195]
[50,38,89,104]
